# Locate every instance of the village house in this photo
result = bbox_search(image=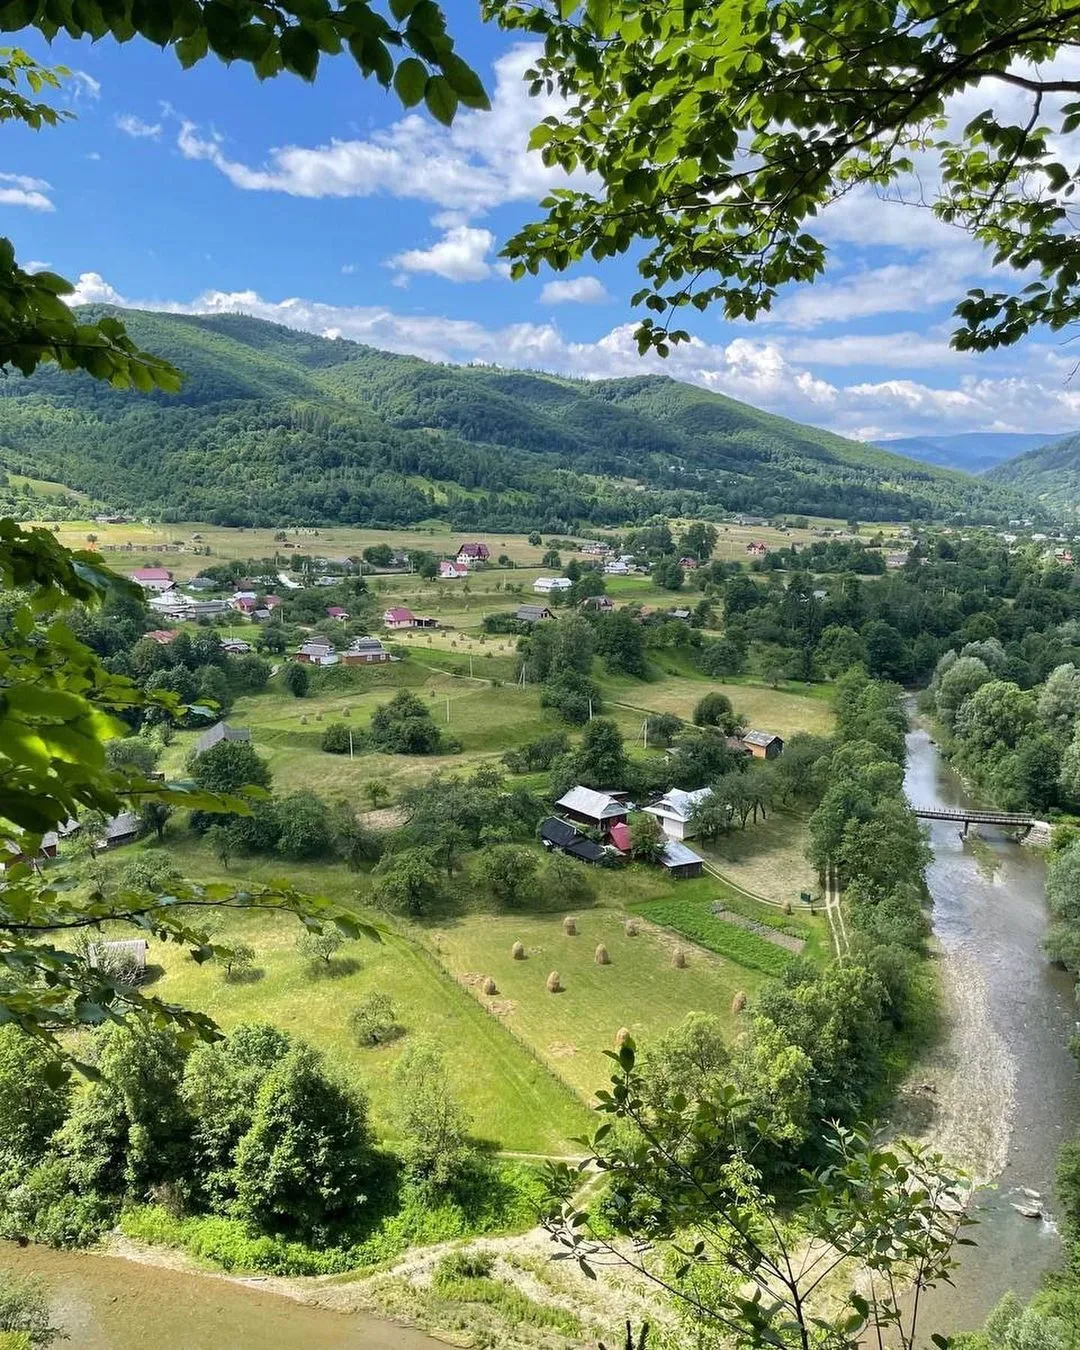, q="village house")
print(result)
[232,595,258,615]
[146,629,180,645]
[194,721,252,755]
[516,603,553,623]
[604,560,629,575]
[185,576,217,592]
[533,576,573,594]
[643,787,712,841]
[678,556,699,570]
[555,786,629,835]
[326,606,350,622]
[739,730,784,760]
[745,541,768,557]
[580,595,614,613]
[440,560,468,580]
[97,812,141,850]
[539,816,607,864]
[264,595,282,611]
[129,566,174,593]
[455,542,491,566]
[885,550,910,569]
[293,640,337,665]
[384,606,416,629]
[581,542,610,556]
[342,636,391,665]
[220,639,251,655]
[1055,549,1074,565]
